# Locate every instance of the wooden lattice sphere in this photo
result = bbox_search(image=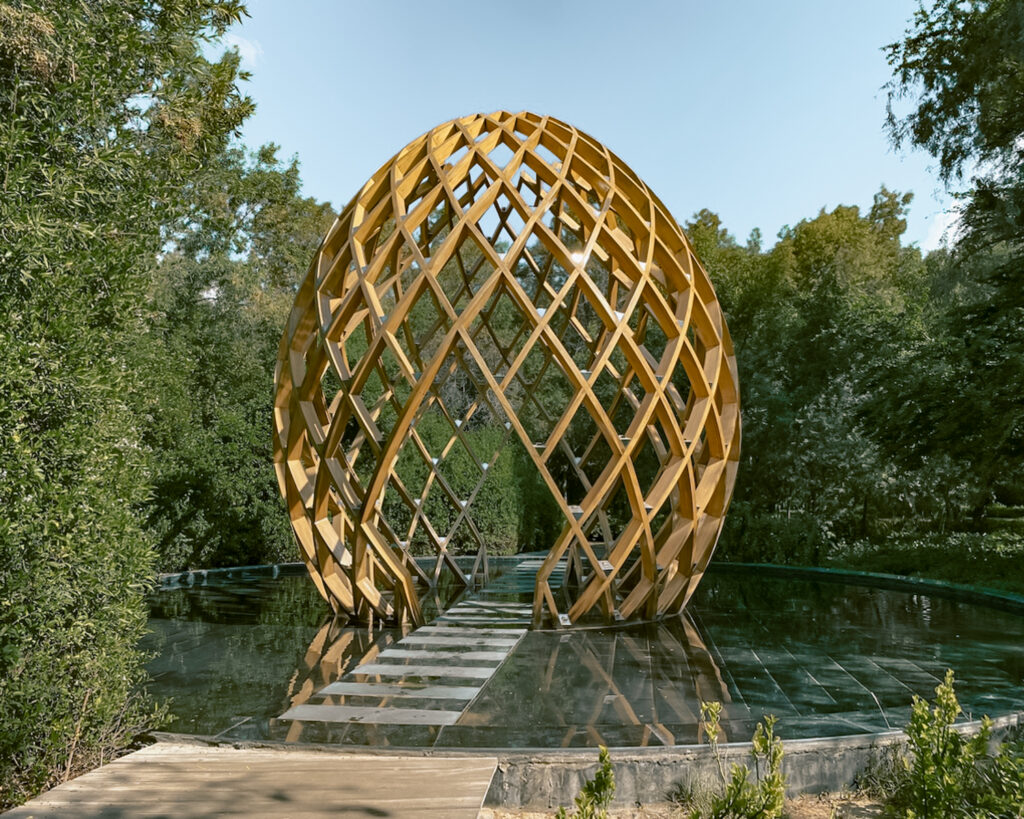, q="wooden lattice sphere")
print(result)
[273,111,740,628]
